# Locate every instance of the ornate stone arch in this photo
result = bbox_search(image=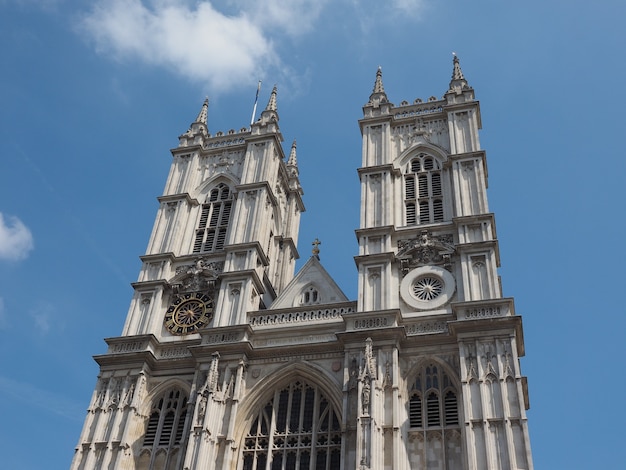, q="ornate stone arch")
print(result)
[135,378,192,470]
[191,176,237,254]
[396,143,451,226]
[394,141,449,172]
[191,173,238,202]
[233,361,343,470]
[404,356,465,469]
